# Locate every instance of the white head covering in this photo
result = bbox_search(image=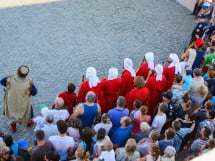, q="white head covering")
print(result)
[86,67,100,88]
[124,58,136,77]
[168,53,182,74]
[145,52,155,70]
[108,67,118,80]
[155,64,163,81]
